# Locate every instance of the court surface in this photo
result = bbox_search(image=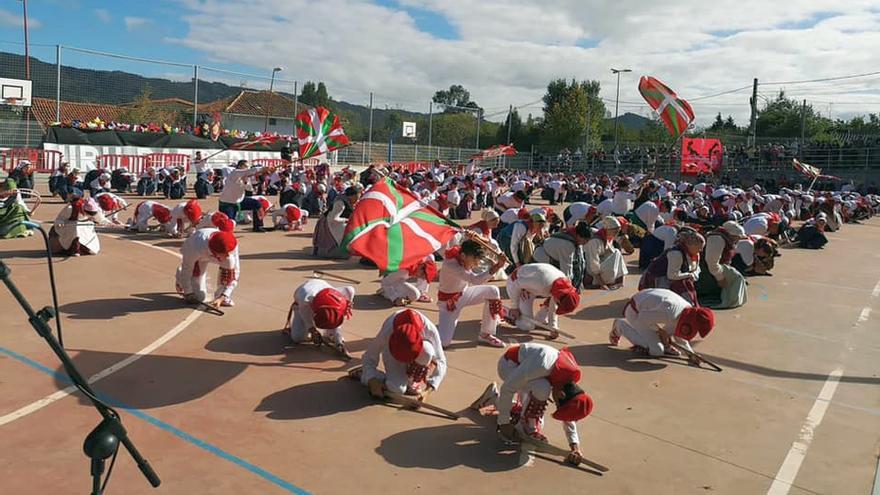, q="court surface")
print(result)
[1,189,878,495]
